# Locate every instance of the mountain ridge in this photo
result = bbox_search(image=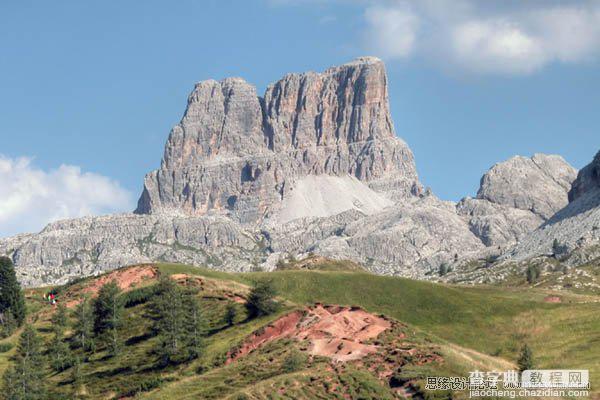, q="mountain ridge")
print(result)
[0,57,588,287]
